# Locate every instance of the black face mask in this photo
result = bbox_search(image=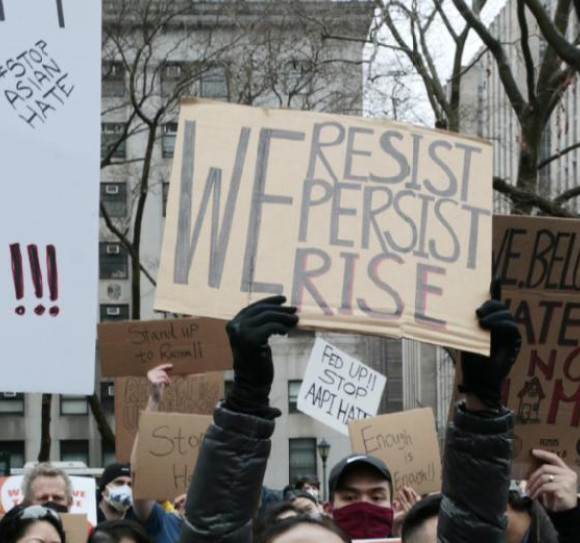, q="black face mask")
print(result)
[41,501,68,514]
